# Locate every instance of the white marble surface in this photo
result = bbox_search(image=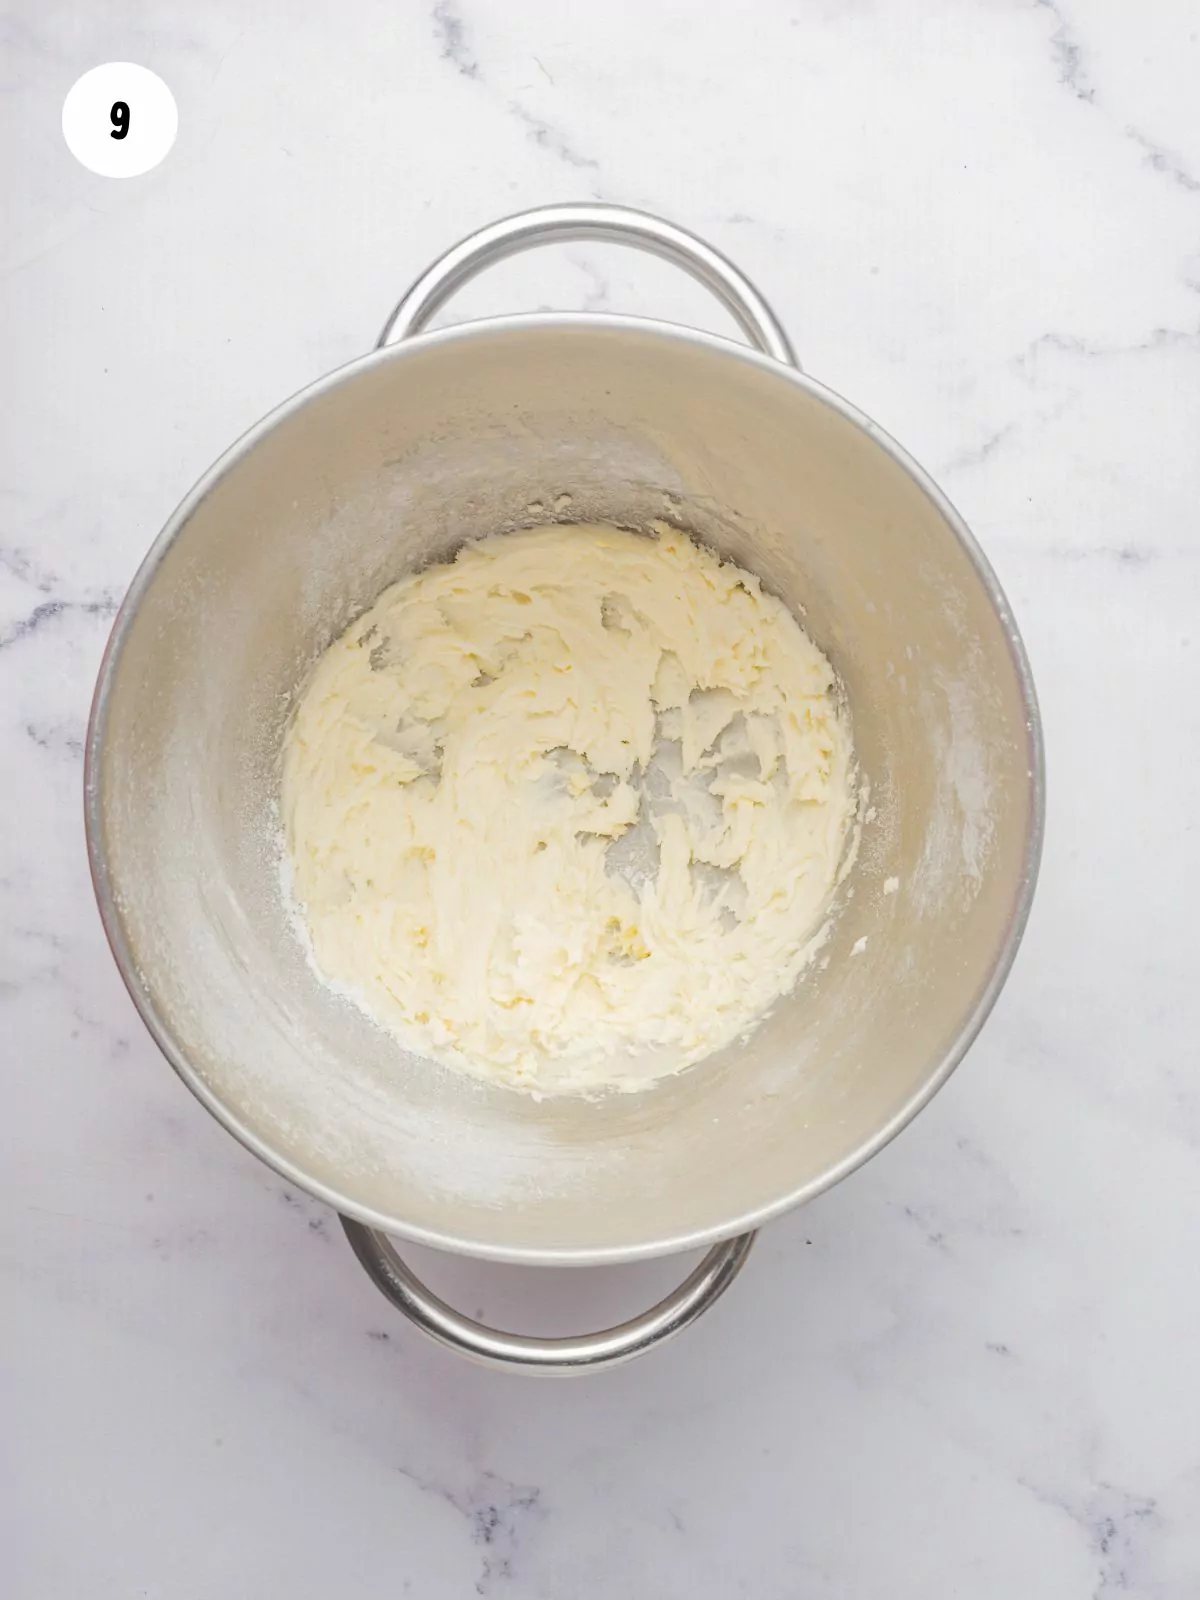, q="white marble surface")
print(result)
[4,2,1199,1594]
